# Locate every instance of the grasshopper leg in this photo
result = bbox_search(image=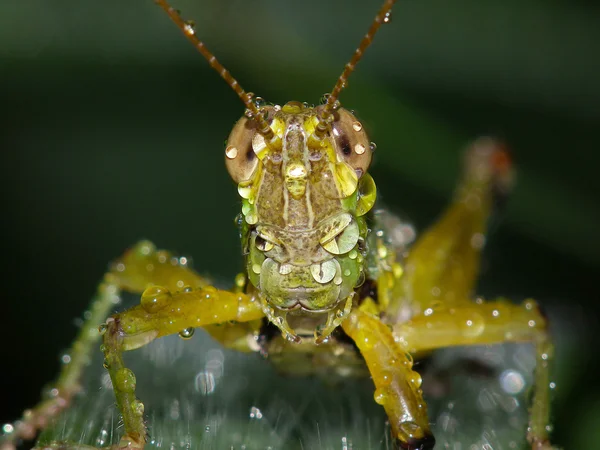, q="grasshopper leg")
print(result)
[386,137,513,321]
[0,240,210,449]
[342,310,435,450]
[393,298,554,449]
[101,285,264,449]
